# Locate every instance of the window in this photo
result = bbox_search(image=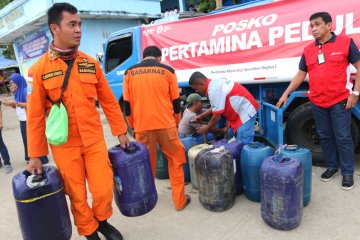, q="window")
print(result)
[105,33,133,73]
